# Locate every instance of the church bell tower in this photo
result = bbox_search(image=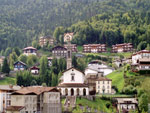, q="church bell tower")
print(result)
[66,38,72,69]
